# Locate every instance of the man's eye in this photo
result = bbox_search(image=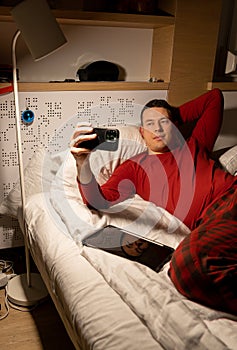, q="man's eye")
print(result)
[160,119,170,125]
